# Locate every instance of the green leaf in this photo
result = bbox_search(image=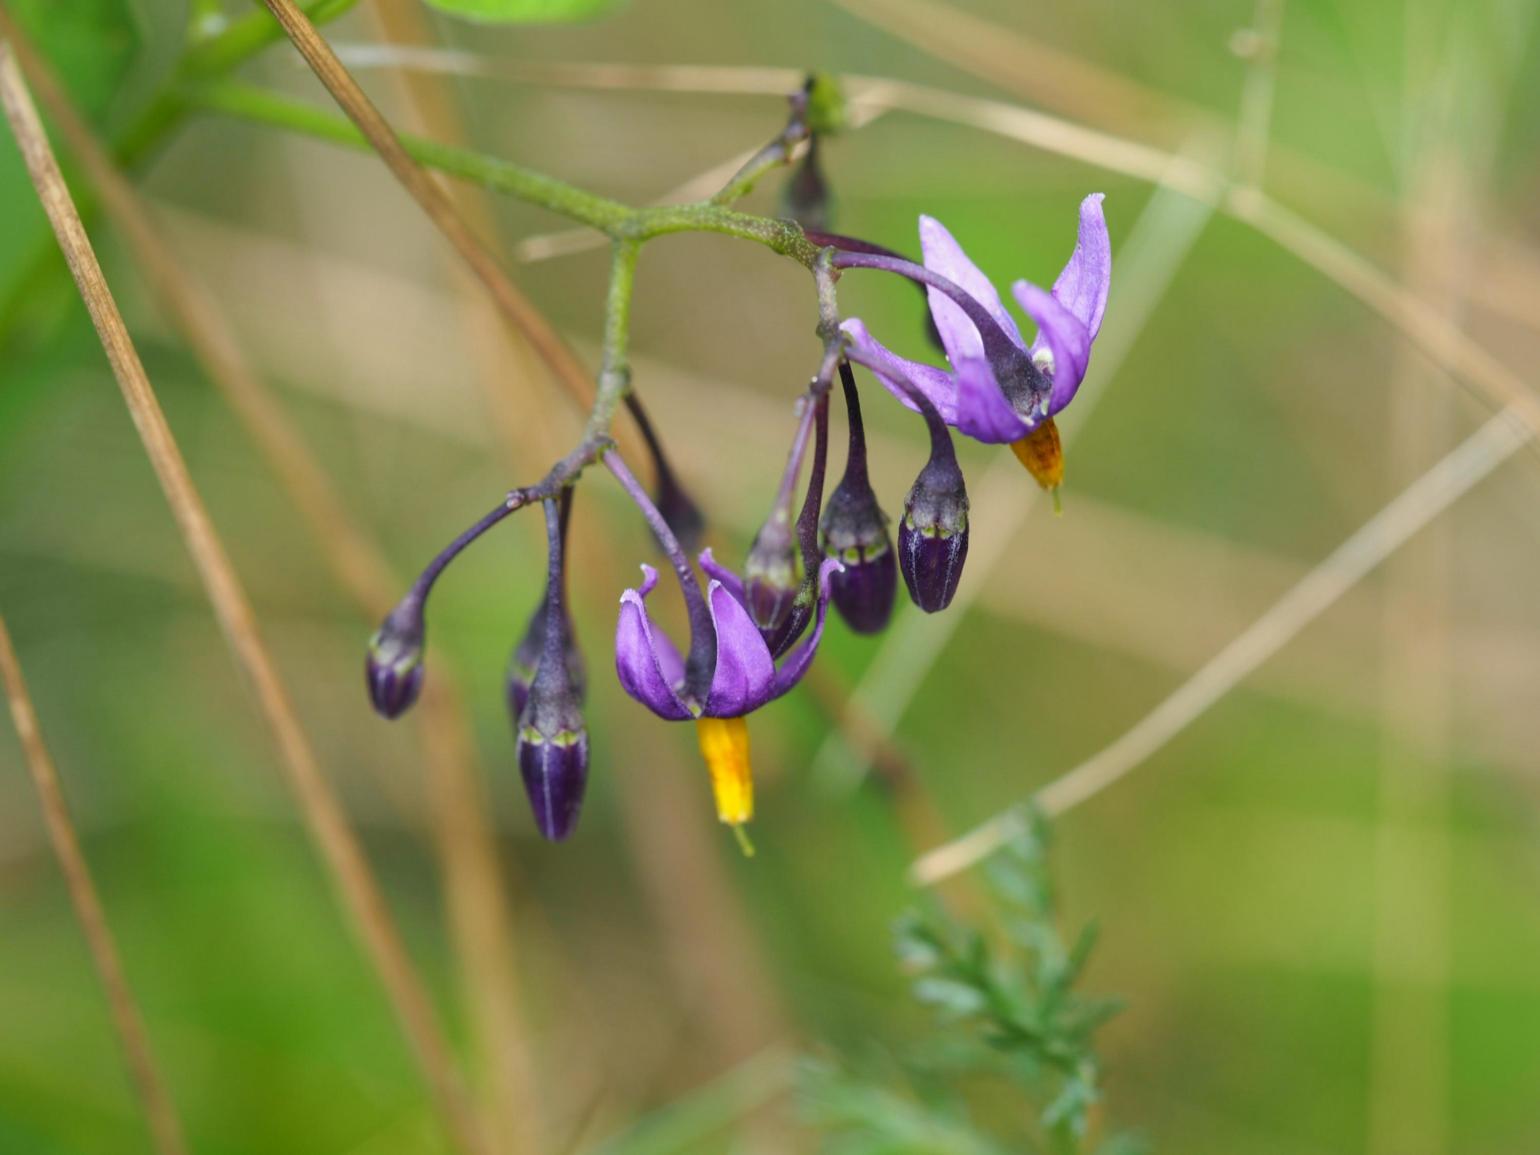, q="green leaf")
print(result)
[912,978,988,1019]
[0,0,155,443]
[420,0,624,24]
